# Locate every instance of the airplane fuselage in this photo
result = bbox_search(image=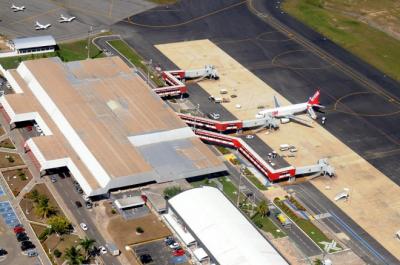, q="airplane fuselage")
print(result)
[256,102,308,119]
